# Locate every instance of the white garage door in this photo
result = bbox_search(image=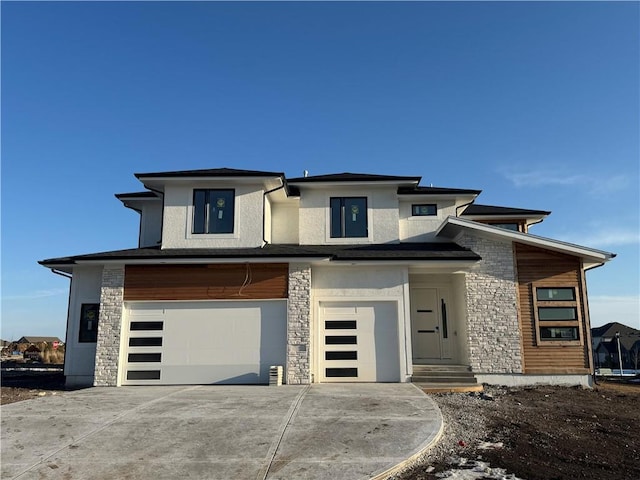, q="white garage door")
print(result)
[319,302,400,383]
[121,301,287,385]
